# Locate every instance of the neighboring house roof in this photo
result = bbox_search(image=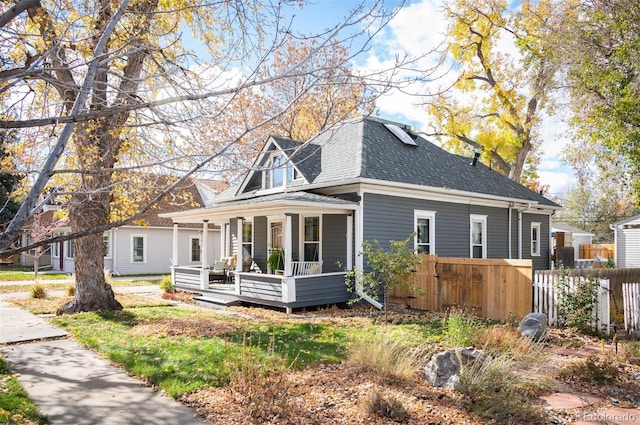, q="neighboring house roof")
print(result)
[613,214,640,227]
[225,116,559,208]
[552,222,594,236]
